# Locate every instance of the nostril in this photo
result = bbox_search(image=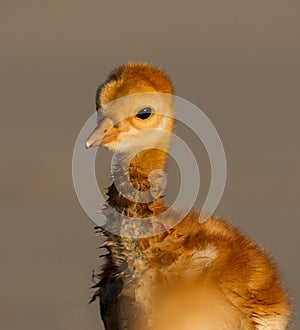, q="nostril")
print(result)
[104,129,108,133]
